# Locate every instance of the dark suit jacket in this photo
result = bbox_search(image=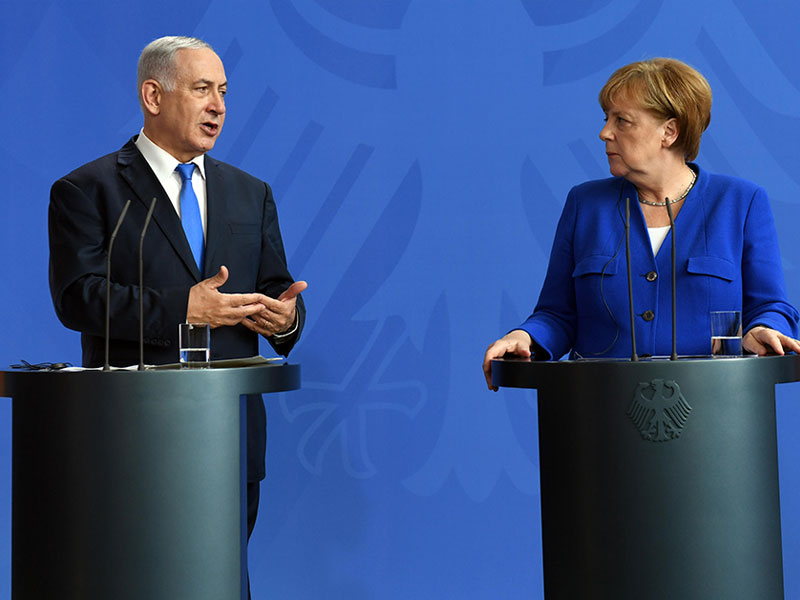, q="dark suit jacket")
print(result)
[48,136,305,481]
